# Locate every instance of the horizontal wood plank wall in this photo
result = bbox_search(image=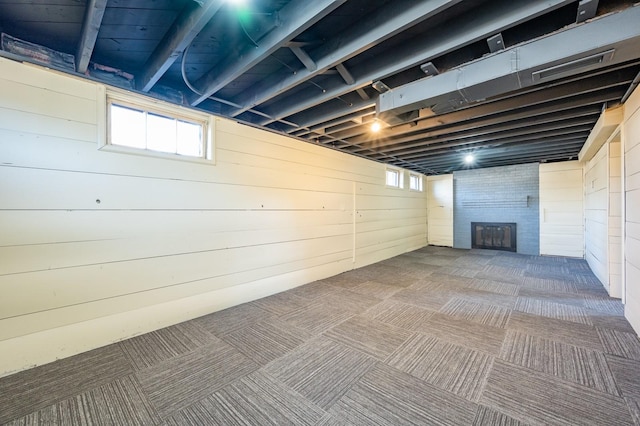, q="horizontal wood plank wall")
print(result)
[539,161,584,258]
[0,58,427,376]
[584,145,609,290]
[609,137,623,298]
[623,85,640,335]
